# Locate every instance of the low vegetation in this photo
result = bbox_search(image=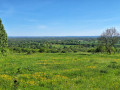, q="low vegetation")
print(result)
[0,53,120,89]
